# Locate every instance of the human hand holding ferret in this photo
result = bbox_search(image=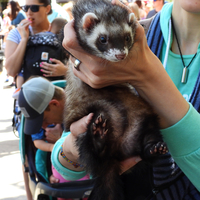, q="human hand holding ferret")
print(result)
[62,0,188,129]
